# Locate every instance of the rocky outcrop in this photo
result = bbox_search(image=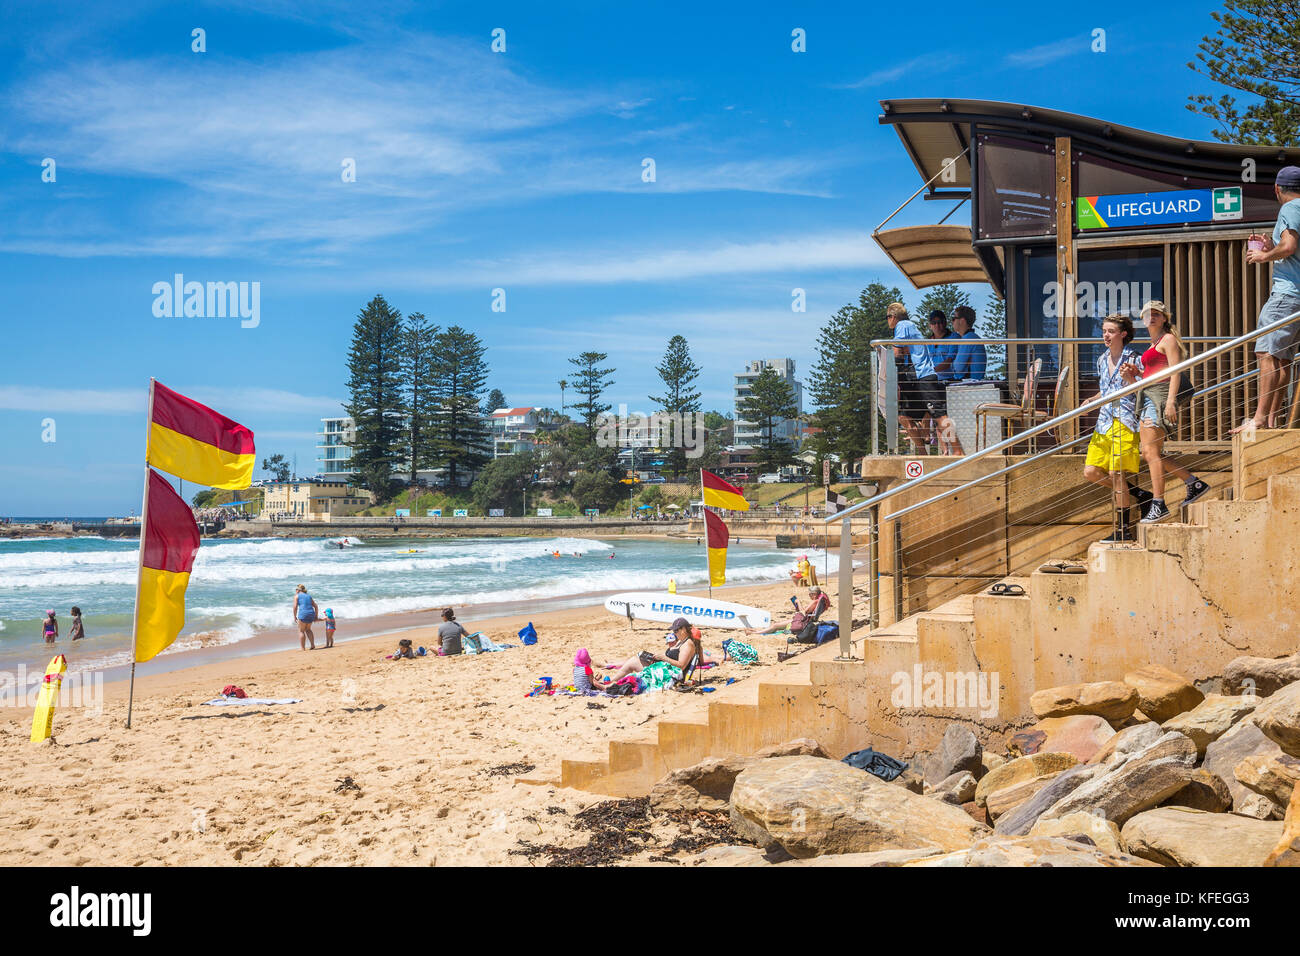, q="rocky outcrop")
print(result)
[1123,664,1204,723]
[1223,652,1300,697]
[1030,681,1139,724]
[1038,731,1198,826]
[1161,694,1257,757]
[1265,787,1300,867]
[1254,682,1300,757]
[1121,807,1284,867]
[1009,715,1115,762]
[1086,722,1164,767]
[994,764,1103,836]
[648,737,830,813]
[729,756,988,859]
[932,771,977,805]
